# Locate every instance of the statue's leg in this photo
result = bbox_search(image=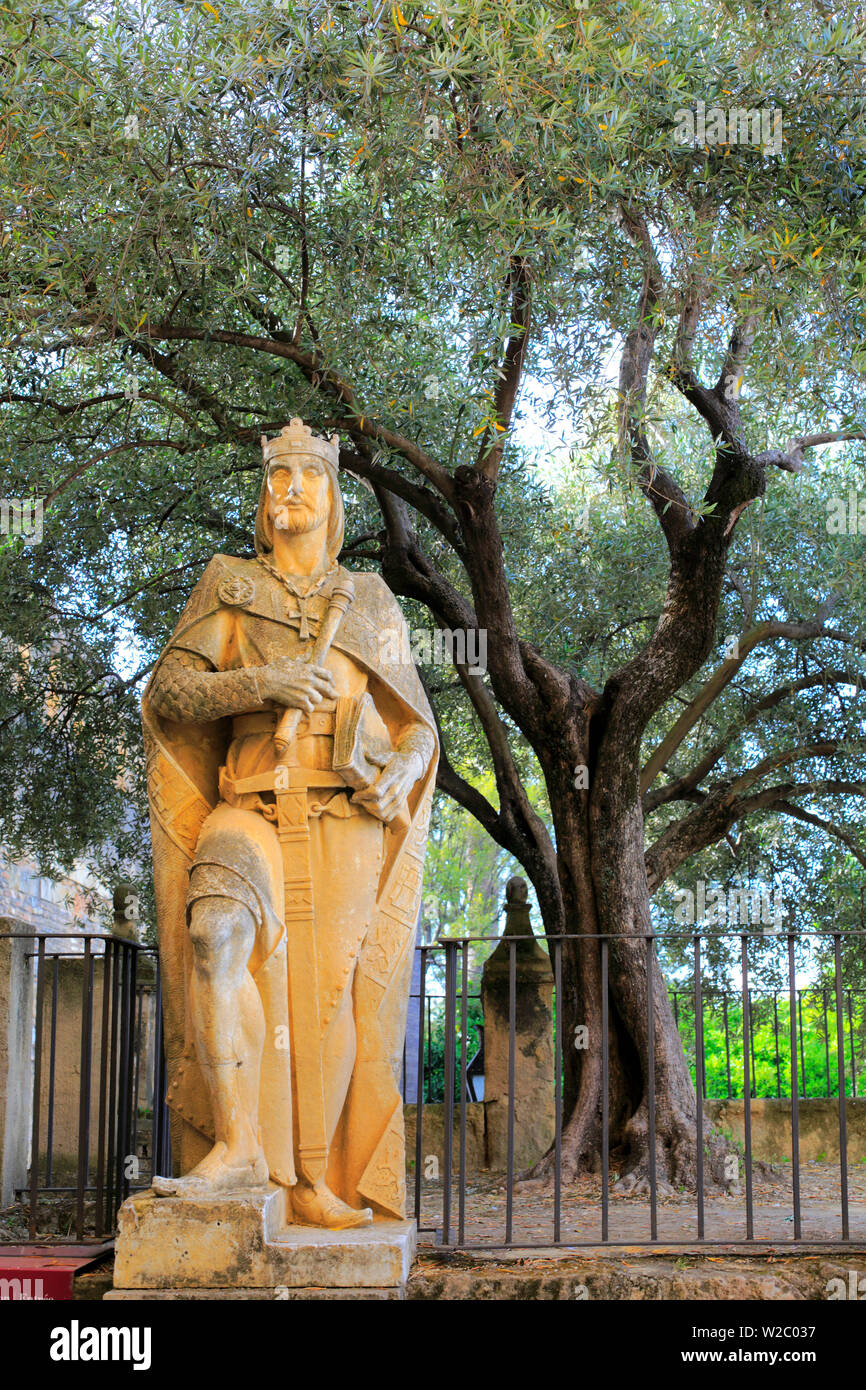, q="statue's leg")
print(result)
[189,895,264,1162]
[152,893,268,1196]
